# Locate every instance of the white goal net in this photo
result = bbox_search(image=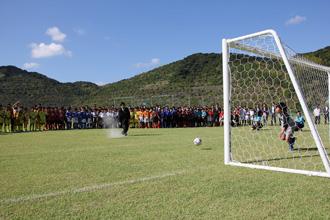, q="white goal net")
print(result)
[222,30,330,177]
